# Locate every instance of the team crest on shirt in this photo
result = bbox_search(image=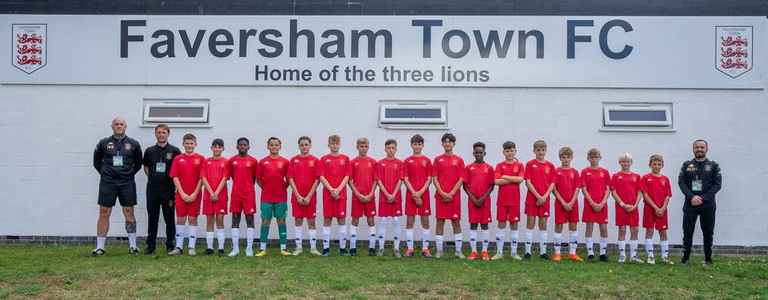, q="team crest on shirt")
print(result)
[179,158,186,163]
[544,167,550,174]
[308,160,315,167]
[246,162,251,167]
[705,164,712,172]
[124,143,132,151]
[194,159,200,165]
[165,152,173,160]
[264,161,270,165]
[106,142,115,151]
[513,166,519,172]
